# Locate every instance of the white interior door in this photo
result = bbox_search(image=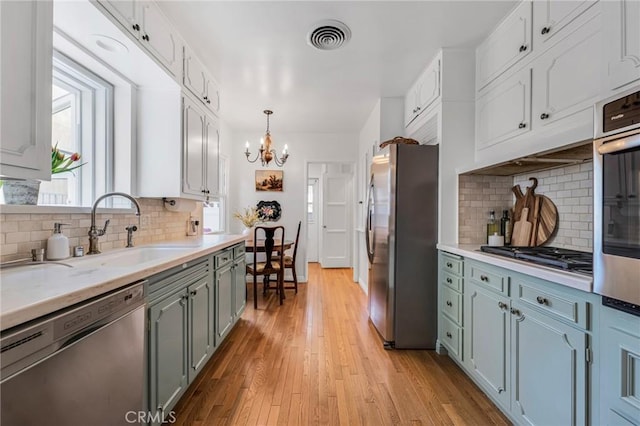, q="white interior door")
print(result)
[320,172,351,268]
